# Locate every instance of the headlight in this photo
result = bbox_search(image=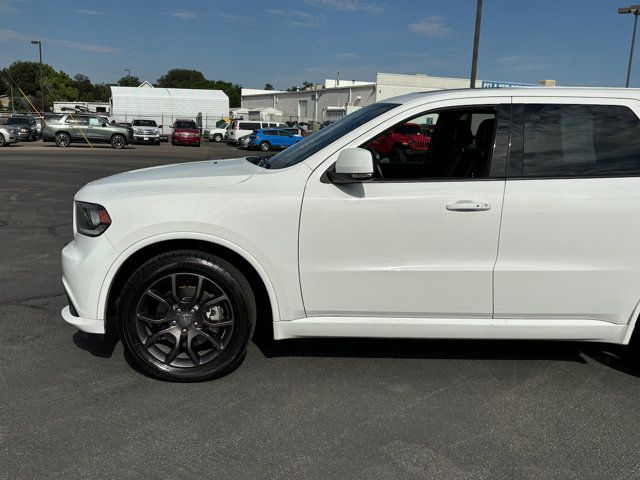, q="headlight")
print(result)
[153,128,159,134]
[75,201,111,237]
